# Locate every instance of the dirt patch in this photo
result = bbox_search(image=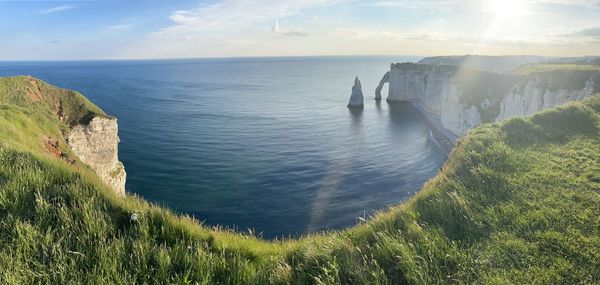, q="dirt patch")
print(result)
[25,77,43,102]
[43,137,75,164]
